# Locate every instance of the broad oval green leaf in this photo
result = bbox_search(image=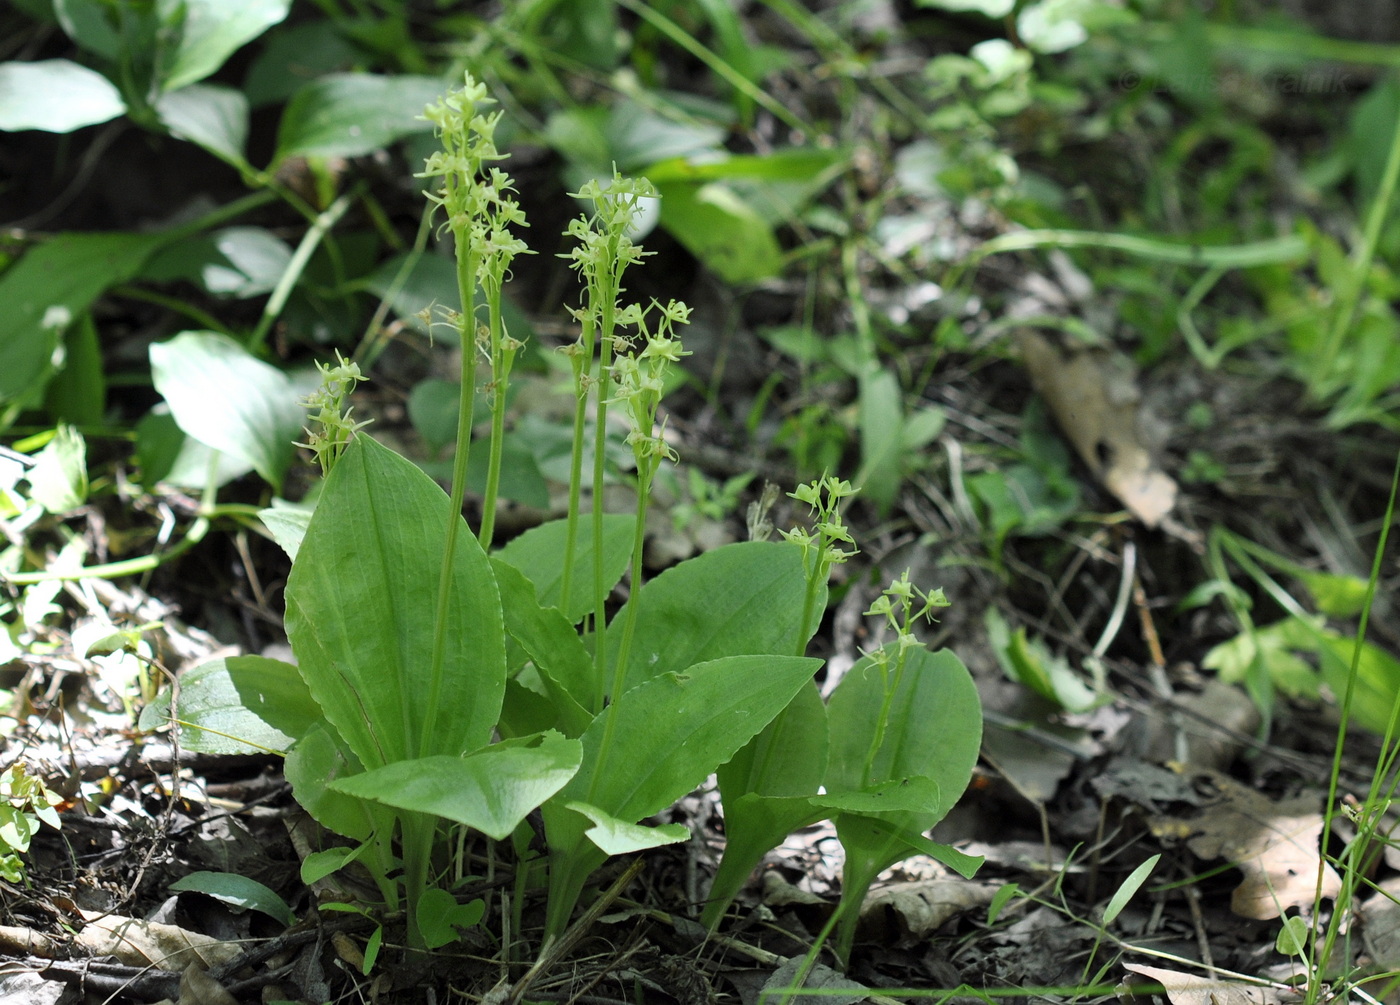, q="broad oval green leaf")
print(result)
[330,732,582,841]
[825,646,982,824]
[170,871,295,927]
[156,84,250,168]
[824,645,983,962]
[284,436,506,767]
[565,801,689,854]
[491,558,595,733]
[138,656,321,755]
[149,332,309,490]
[541,653,822,941]
[285,723,374,841]
[274,73,444,163]
[0,60,124,132]
[565,654,822,829]
[27,425,88,514]
[162,0,292,92]
[606,540,816,693]
[655,180,783,283]
[0,232,169,408]
[496,515,636,623]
